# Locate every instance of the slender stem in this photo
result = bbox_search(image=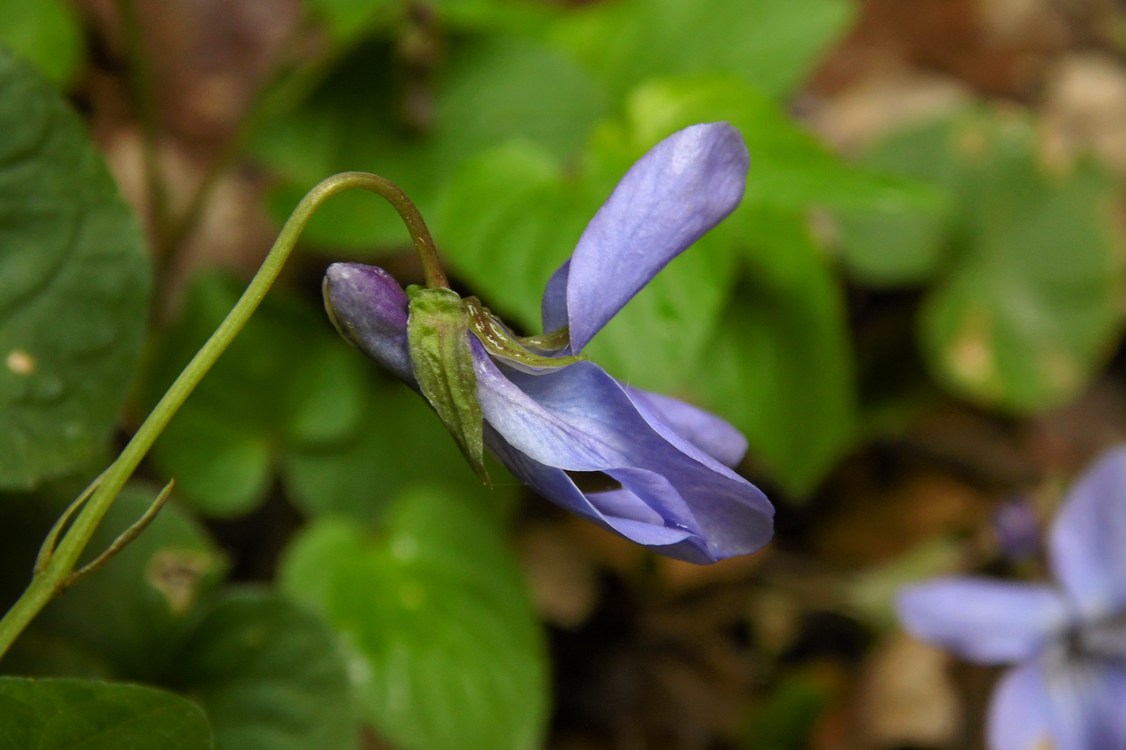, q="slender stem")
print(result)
[0,171,443,659]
